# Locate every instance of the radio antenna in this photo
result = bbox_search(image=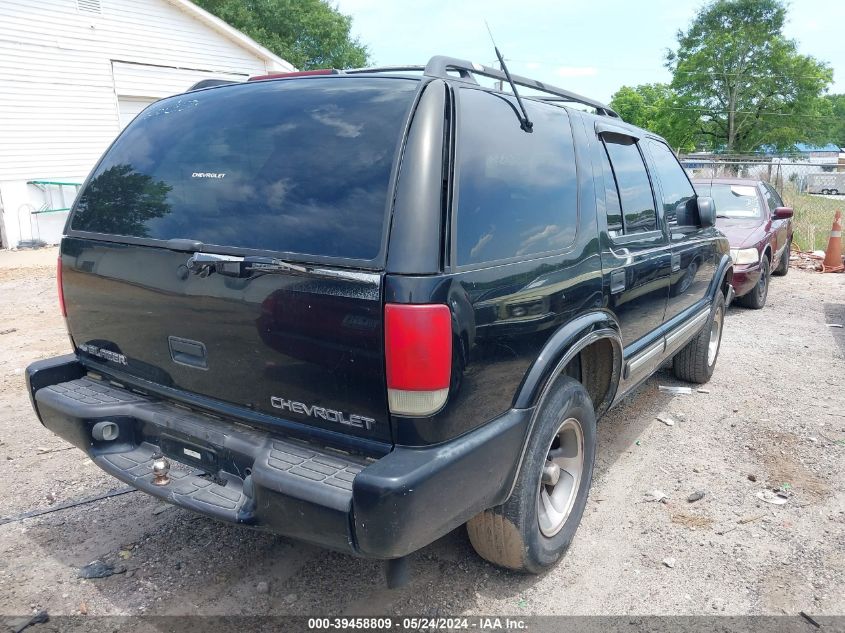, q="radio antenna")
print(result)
[484,21,533,132]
